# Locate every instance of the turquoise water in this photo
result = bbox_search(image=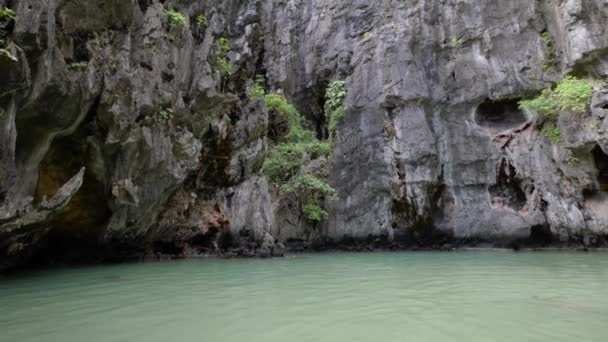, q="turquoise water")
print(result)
[1,252,608,342]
